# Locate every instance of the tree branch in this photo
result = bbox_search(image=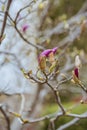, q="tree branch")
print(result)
[0,0,12,44]
[15,0,34,23]
[0,105,10,130]
[57,118,79,130]
[46,82,65,114]
[7,13,45,50]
